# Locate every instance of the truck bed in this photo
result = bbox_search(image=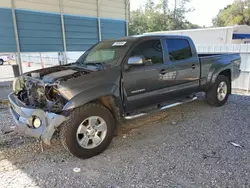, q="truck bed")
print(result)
[198,53,223,57]
[198,53,236,58]
[198,53,241,84]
